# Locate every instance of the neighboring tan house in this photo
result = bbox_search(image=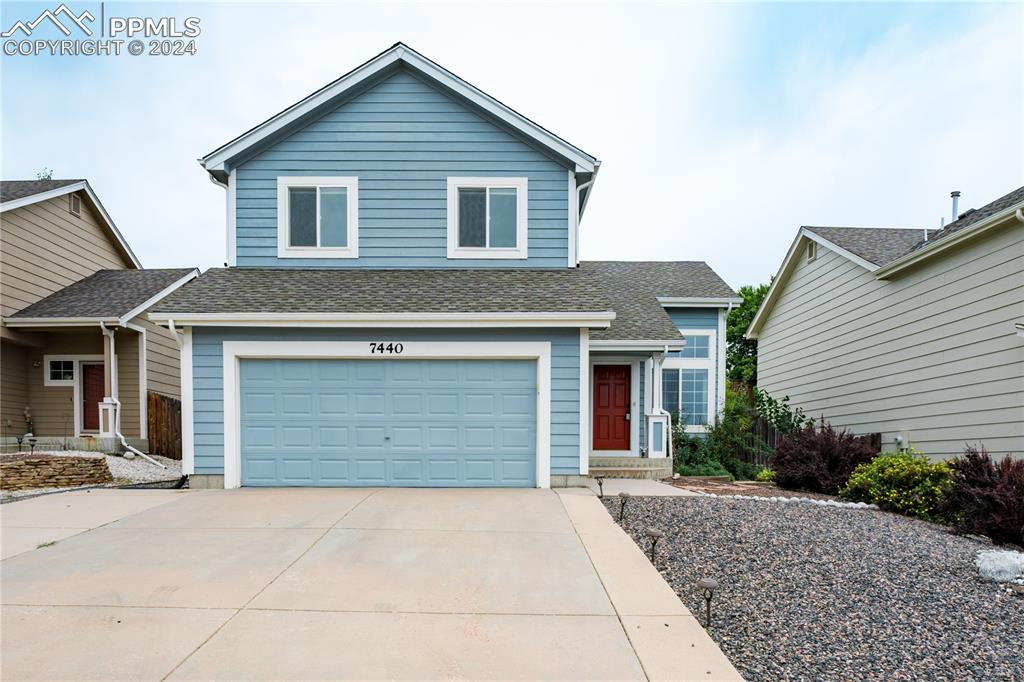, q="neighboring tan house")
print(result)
[149,43,739,489]
[0,179,197,452]
[748,186,1024,460]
